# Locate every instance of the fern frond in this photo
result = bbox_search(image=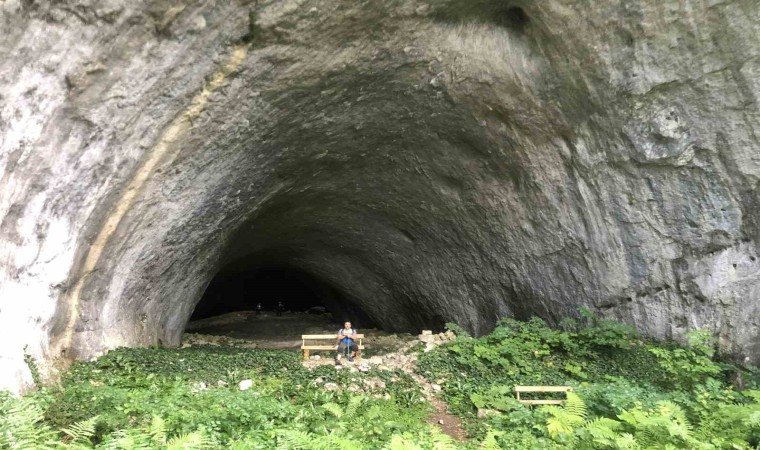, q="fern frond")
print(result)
[99,429,152,450]
[166,431,209,450]
[0,397,58,450]
[276,430,316,450]
[60,415,98,445]
[564,392,587,419]
[478,430,504,450]
[319,432,361,450]
[545,402,584,437]
[384,434,424,450]
[149,415,168,446]
[614,432,639,450]
[428,426,458,450]
[742,390,760,403]
[322,402,343,418]
[277,430,361,450]
[745,410,760,427]
[582,417,621,446]
[345,395,364,417]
